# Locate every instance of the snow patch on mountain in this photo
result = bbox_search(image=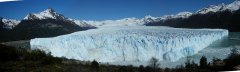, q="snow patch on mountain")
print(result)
[197,0,240,14]
[226,0,240,11]
[197,3,226,14]
[1,18,20,29]
[142,15,161,23]
[175,12,193,18]
[22,8,95,28]
[66,19,95,28]
[160,12,193,20]
[84,17,145,27]
[83,13,194,27]
[30,26,228,62]
[24,8,66,20]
